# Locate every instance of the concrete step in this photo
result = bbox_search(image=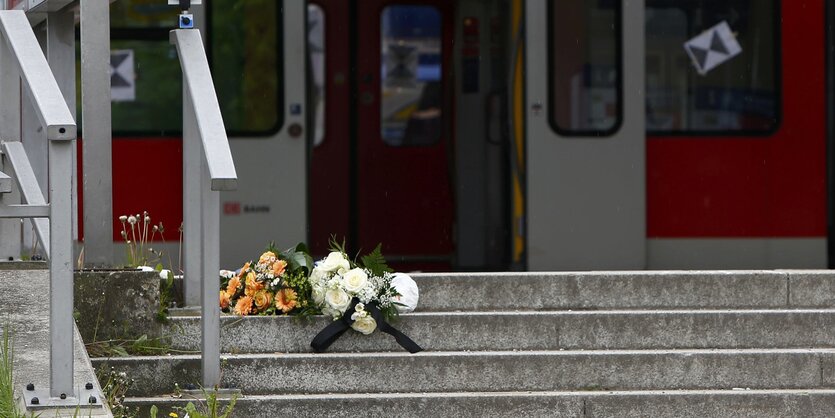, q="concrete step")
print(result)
[410,270,835,310]
[166,309,835,353]
[124,390,835,418]
[94,349,835,396]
